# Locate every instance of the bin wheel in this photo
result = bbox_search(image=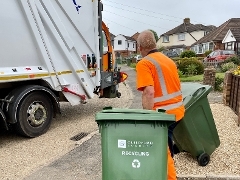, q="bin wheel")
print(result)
[197,153,210,166]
